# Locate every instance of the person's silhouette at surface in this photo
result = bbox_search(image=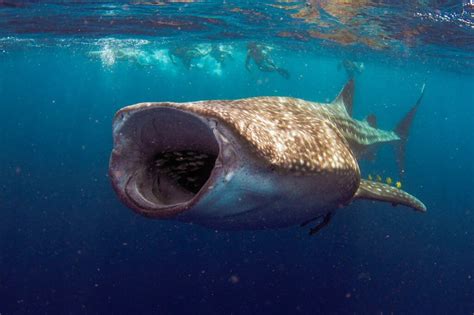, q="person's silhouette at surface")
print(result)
[245,42,290,79]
